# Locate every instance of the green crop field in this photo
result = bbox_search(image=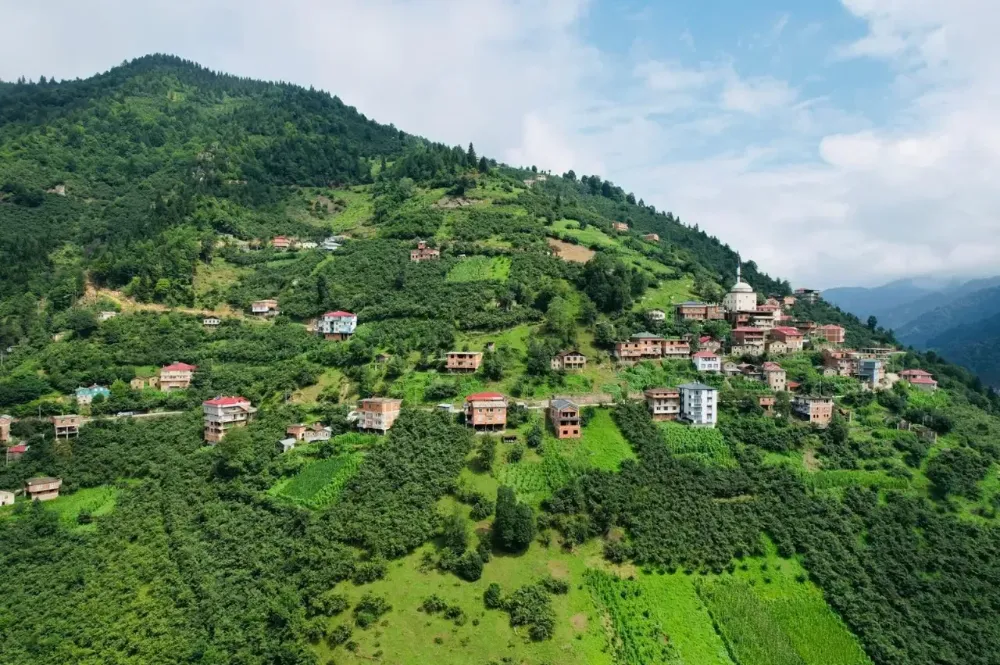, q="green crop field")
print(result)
[46,485,123,531]
[660,421,735,467]
[495,449,577,506]
[270,452,364,509]
[445,255,511,283]
[700,580,805,665]
[551,219,616,248]
[585,569,680,664]
[564,409,636,471]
